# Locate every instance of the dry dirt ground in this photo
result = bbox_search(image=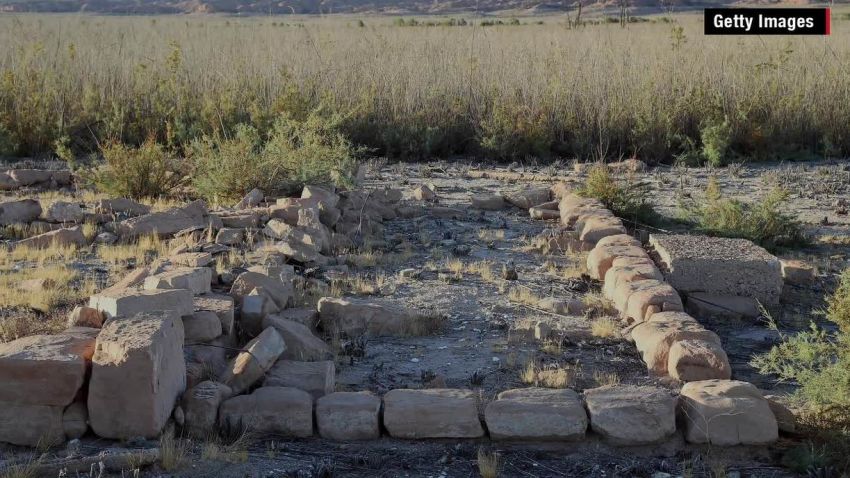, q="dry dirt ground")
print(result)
[3,159,849,478]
